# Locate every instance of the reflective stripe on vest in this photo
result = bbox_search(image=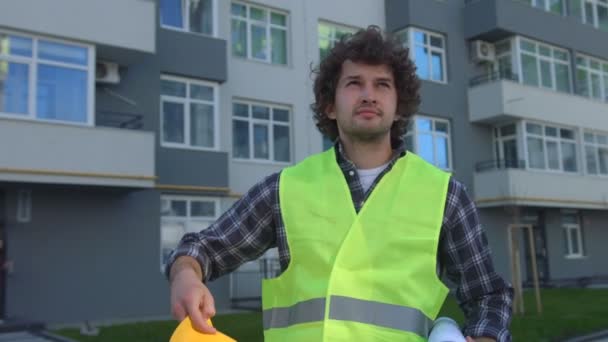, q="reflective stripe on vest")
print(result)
[263,296,431,338]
